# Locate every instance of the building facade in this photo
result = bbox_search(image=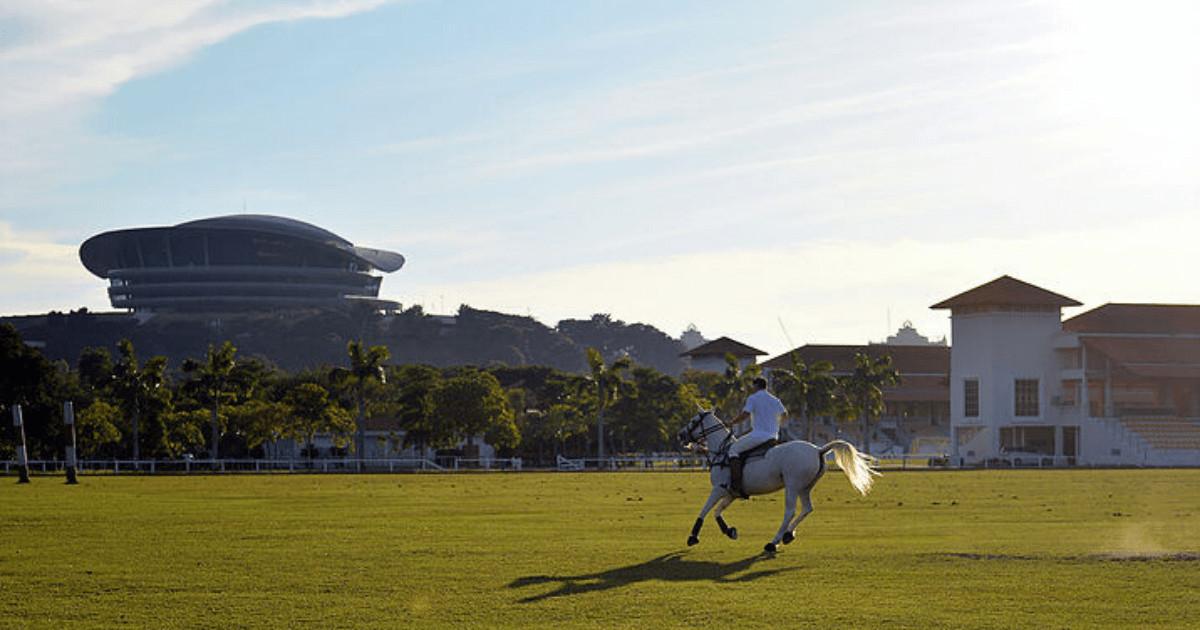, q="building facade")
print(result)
[934,276,1200,466]
[79,215,405,312]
